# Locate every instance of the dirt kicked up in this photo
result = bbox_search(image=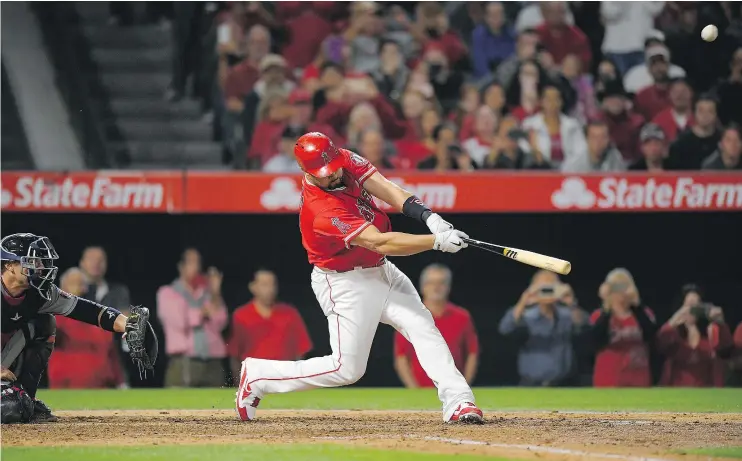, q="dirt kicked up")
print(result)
[3,410,741,461]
